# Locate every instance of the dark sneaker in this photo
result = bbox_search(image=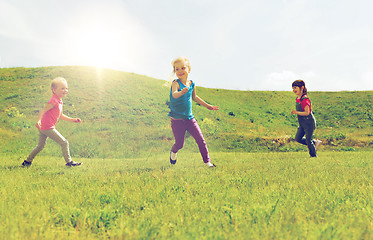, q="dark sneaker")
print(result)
[65,161,82,167]
[21,160,32,167]
[170,152,177,165]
